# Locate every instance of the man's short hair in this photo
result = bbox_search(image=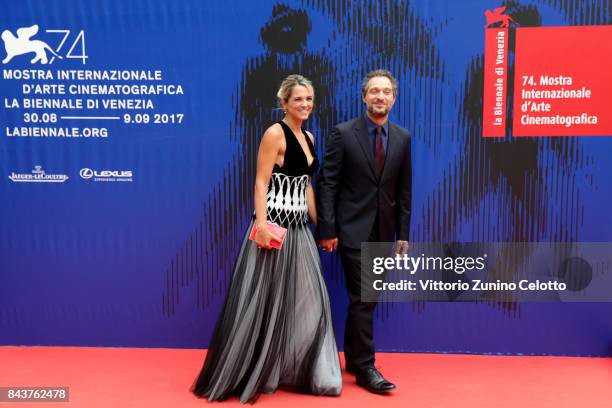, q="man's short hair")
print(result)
[361,69,398,98]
